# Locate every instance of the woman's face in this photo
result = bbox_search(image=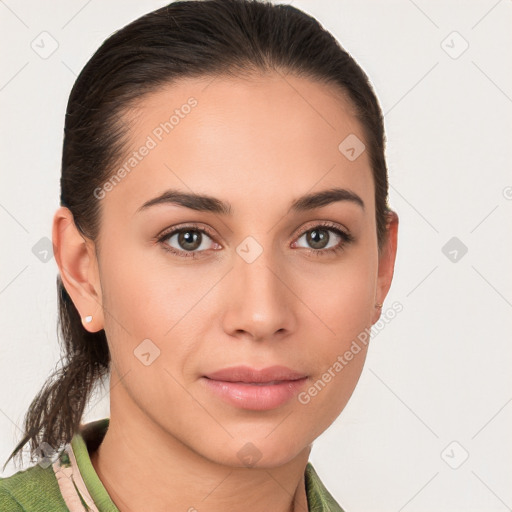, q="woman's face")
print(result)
[80,72,397,467]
